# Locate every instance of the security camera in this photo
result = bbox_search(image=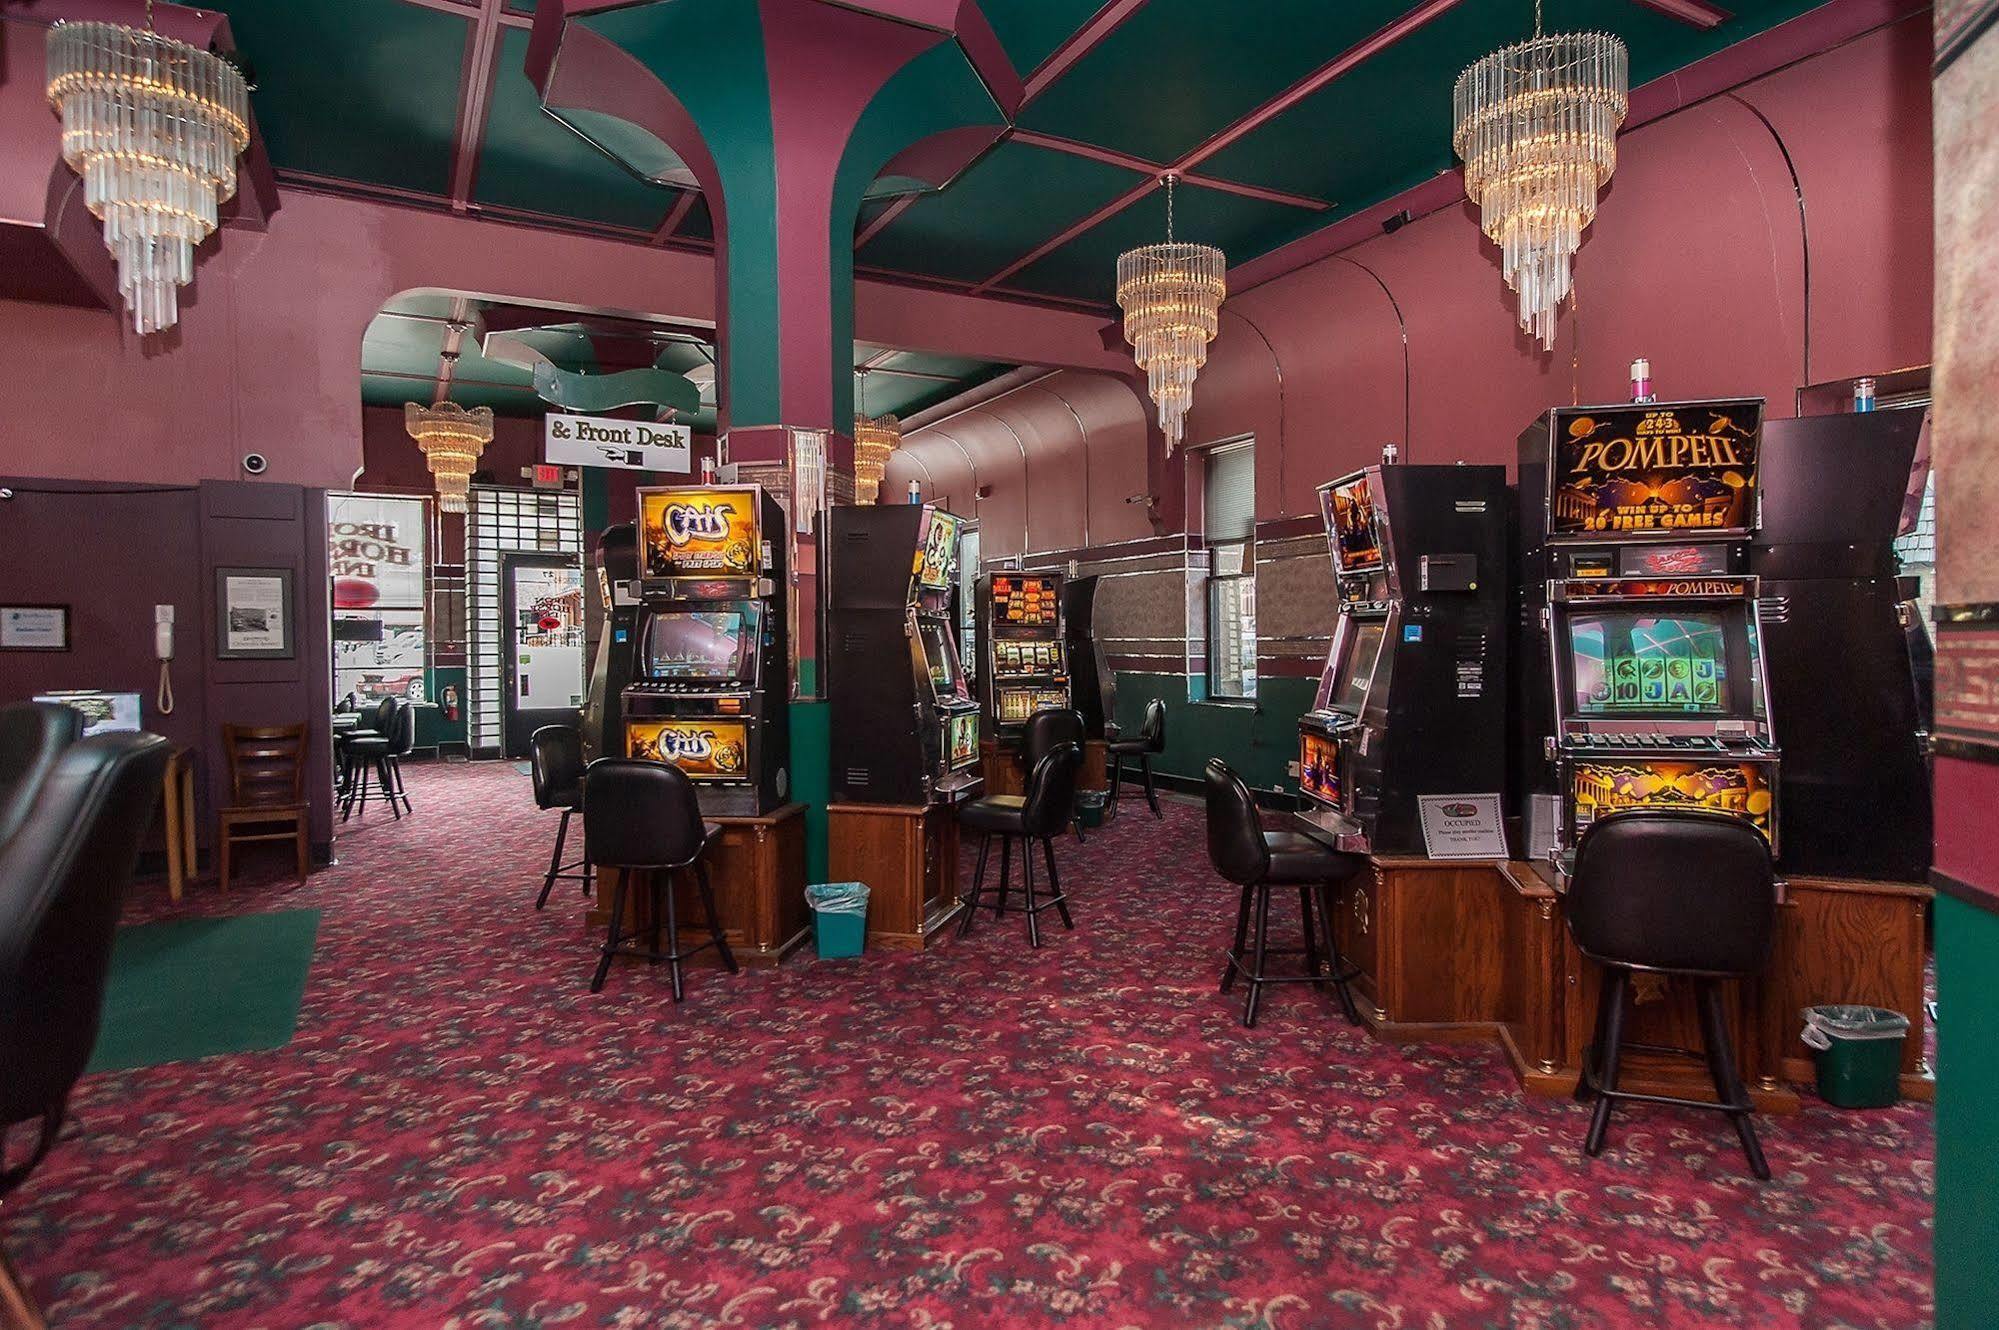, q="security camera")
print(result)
[241,452,269,476]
